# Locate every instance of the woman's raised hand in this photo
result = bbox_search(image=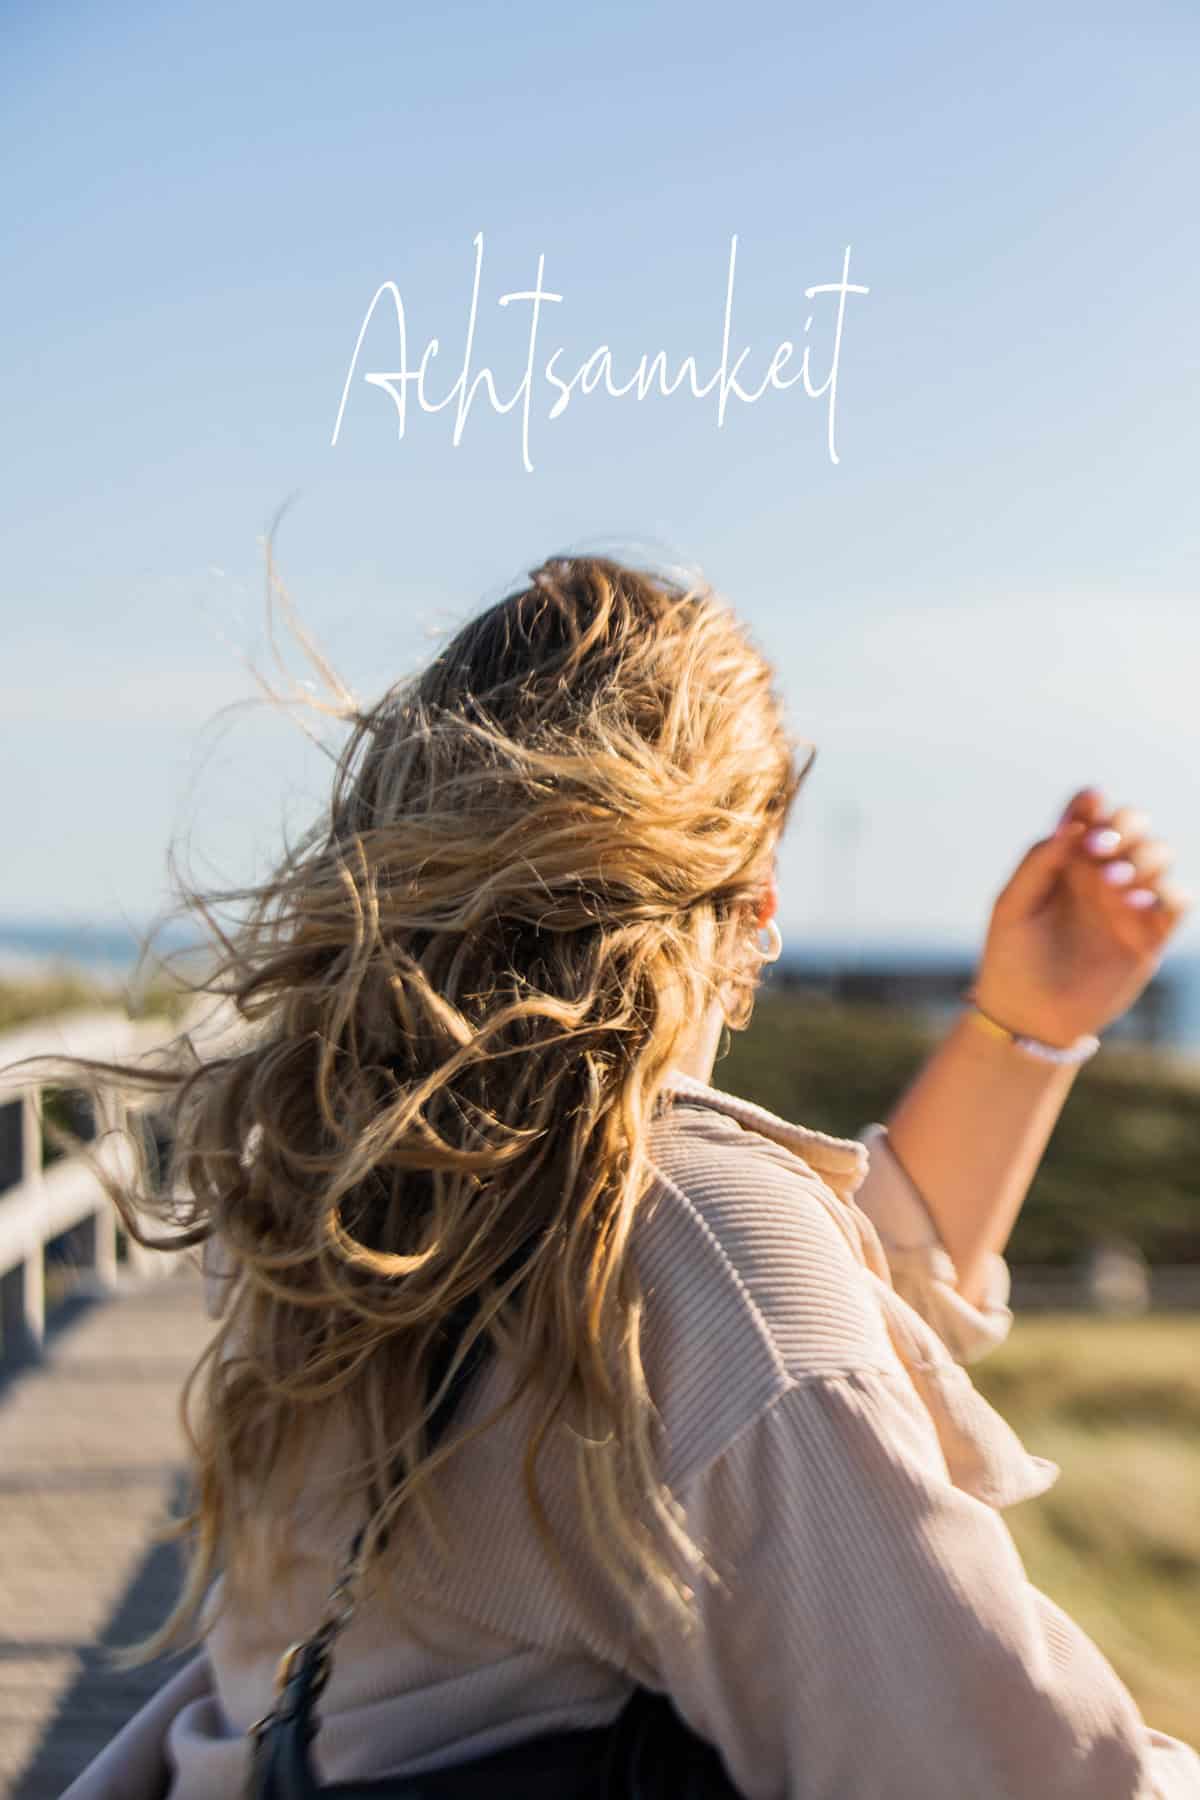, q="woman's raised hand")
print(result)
[972,787,1192,1048]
